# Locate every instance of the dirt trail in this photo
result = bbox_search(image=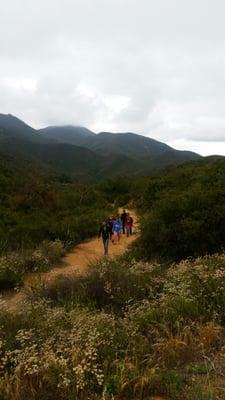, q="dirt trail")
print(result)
[2,209,138,313]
